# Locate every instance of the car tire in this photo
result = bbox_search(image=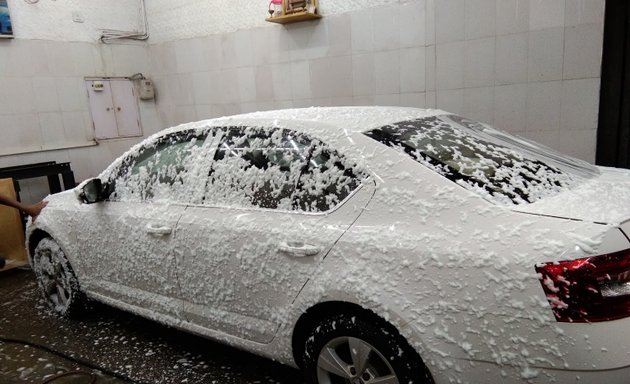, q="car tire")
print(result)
[32,237,85,317]
[303,313,433,384]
